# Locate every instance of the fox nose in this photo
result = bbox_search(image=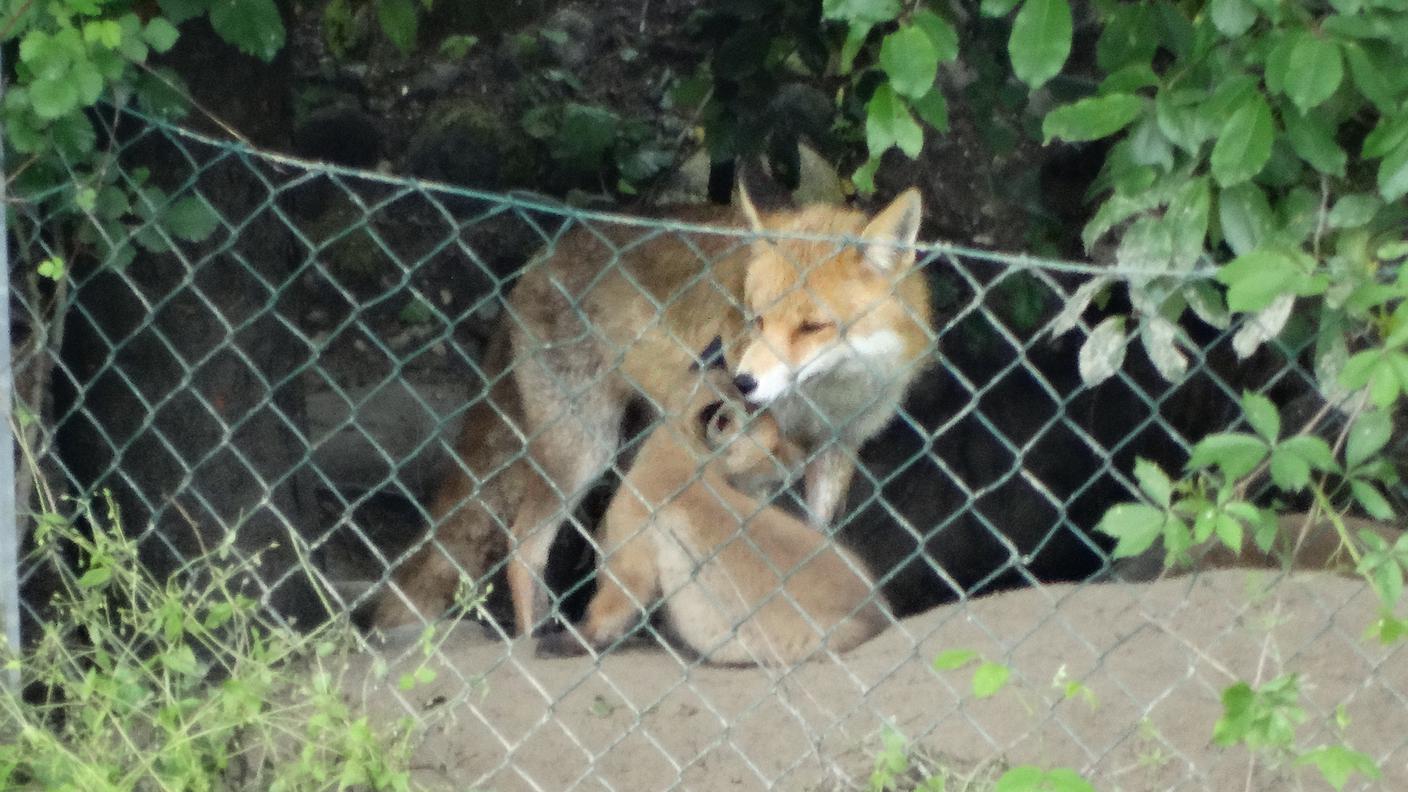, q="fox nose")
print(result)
[733,374,758,396]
